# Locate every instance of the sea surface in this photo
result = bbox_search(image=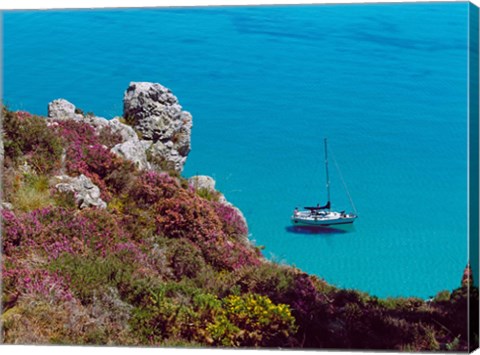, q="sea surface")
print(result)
[3,3,470,298]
